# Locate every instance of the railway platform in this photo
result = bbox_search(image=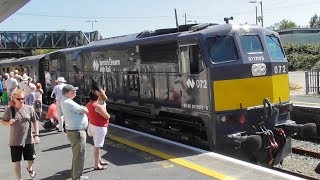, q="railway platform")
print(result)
[0,107,302,180]
[291,94,320,107]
